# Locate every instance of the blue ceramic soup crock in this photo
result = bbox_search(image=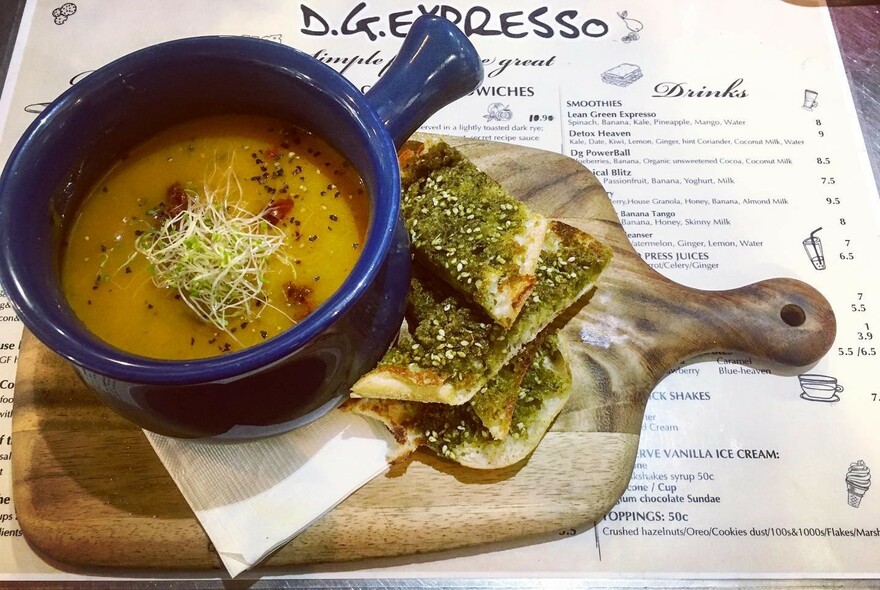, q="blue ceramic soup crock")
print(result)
[0,15,483,439]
